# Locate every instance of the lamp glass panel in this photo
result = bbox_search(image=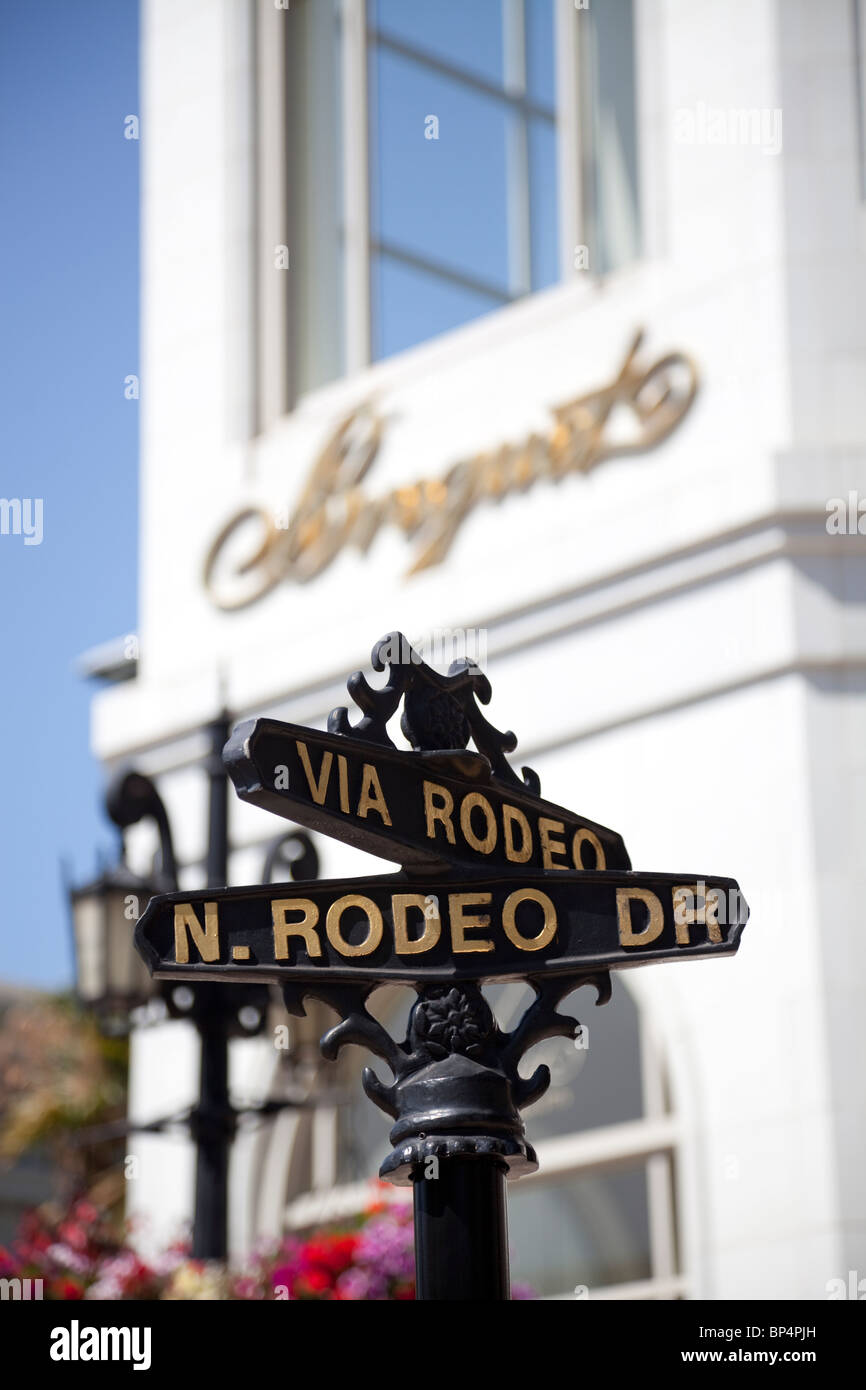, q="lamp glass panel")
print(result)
[105,886,153,1003]
[73,893,106,1003]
